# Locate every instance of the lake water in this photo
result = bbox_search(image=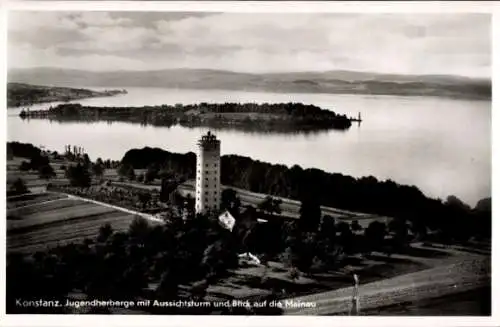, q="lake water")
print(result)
[7,87,491,206]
